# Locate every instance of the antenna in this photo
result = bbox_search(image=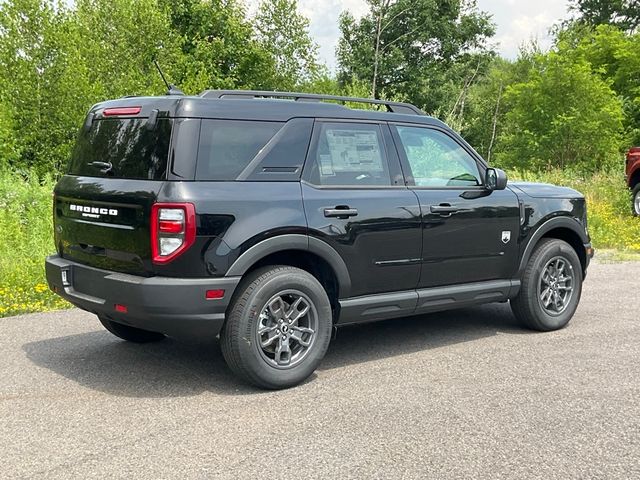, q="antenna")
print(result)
[153,59,184,96]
